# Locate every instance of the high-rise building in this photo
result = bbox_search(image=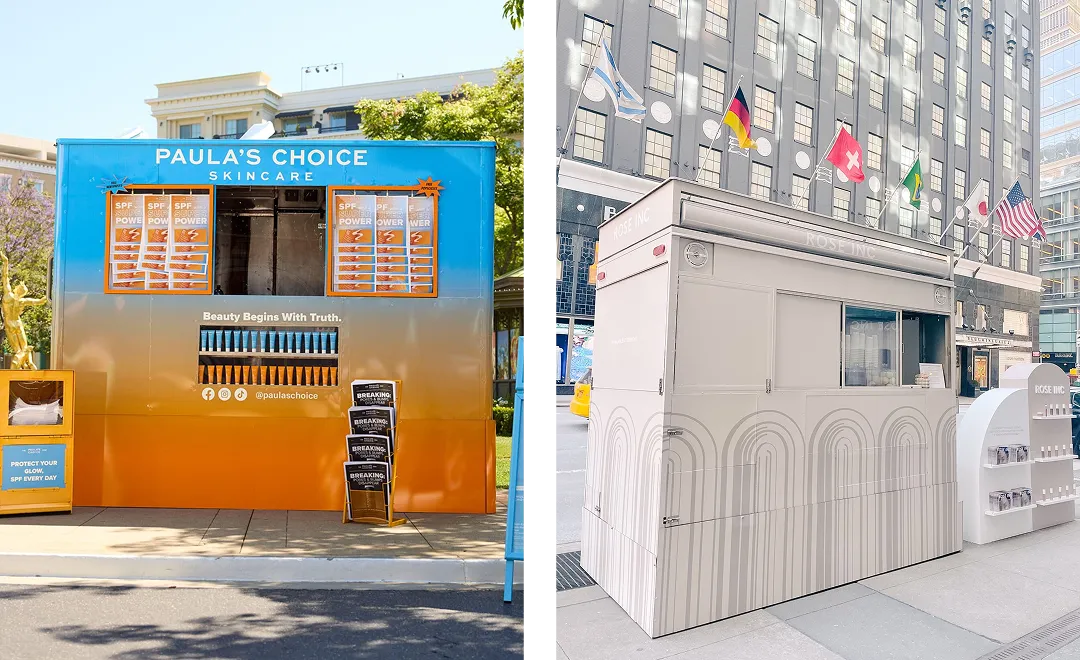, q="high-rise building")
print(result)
[556,0,1042,396]
[1039,0,1080,373]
